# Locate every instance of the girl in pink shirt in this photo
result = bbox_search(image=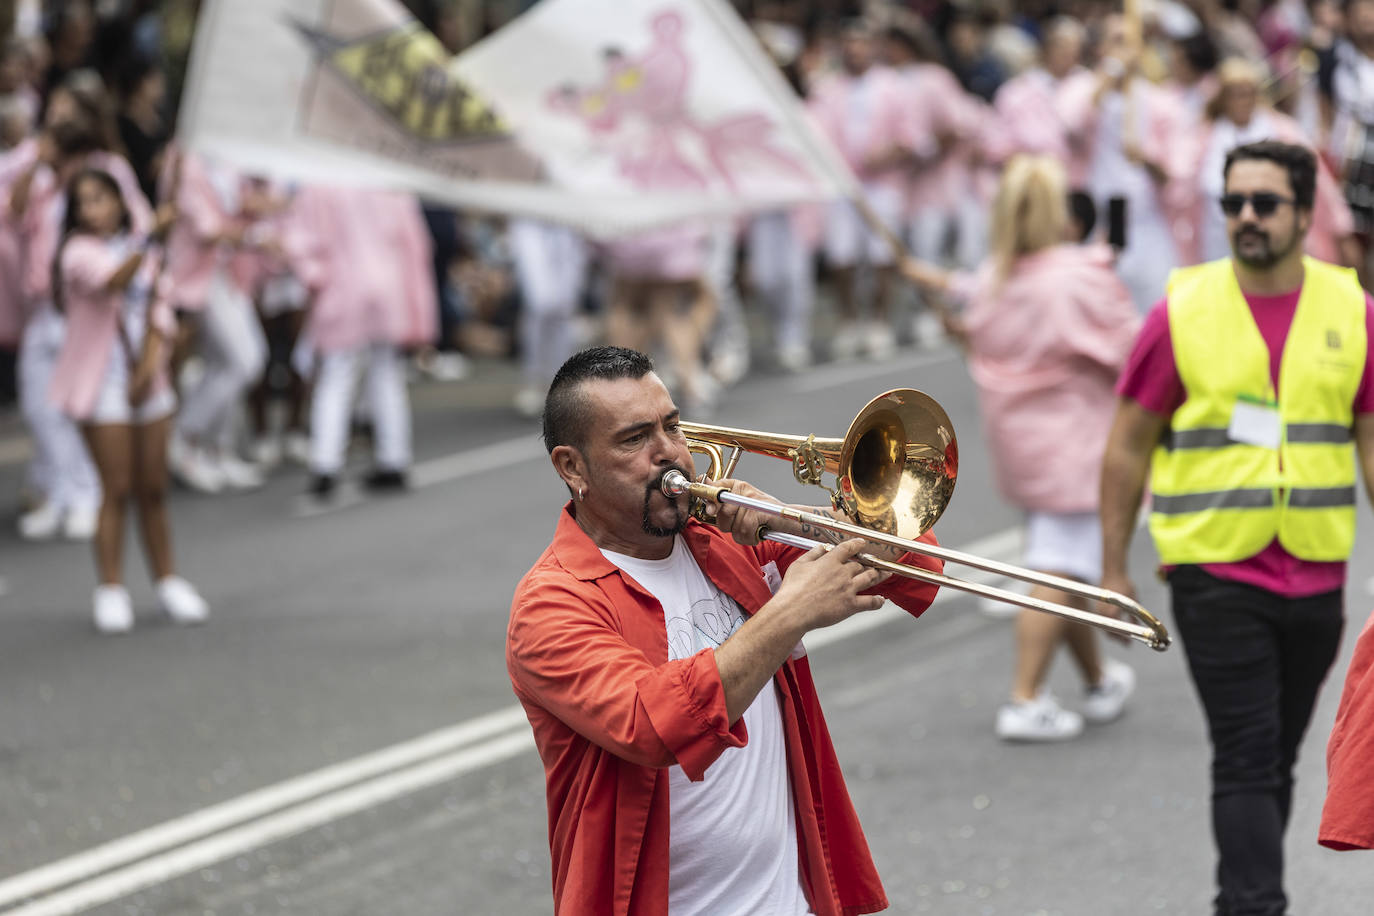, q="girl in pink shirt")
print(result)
[903,155,1140,742]
[51,168,208,634]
